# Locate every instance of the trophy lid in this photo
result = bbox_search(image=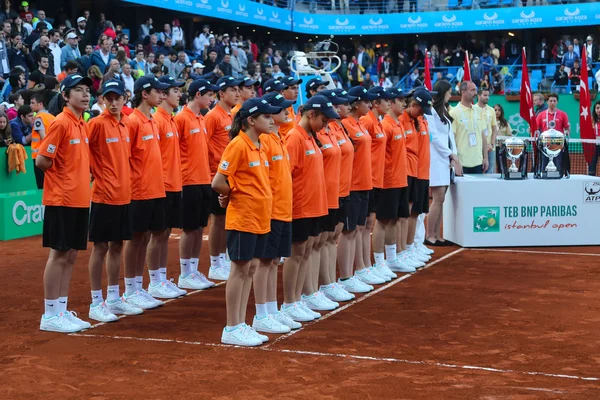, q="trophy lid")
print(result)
[540,125,565,157]
[505,135,525,159]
